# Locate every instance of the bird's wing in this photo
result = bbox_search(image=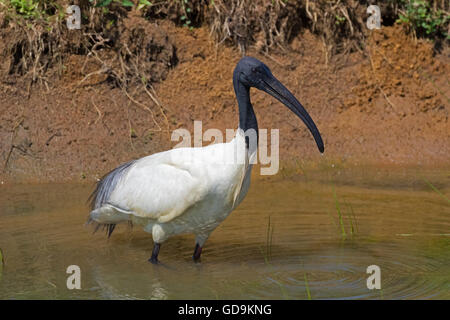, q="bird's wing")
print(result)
[107,148,210,223]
